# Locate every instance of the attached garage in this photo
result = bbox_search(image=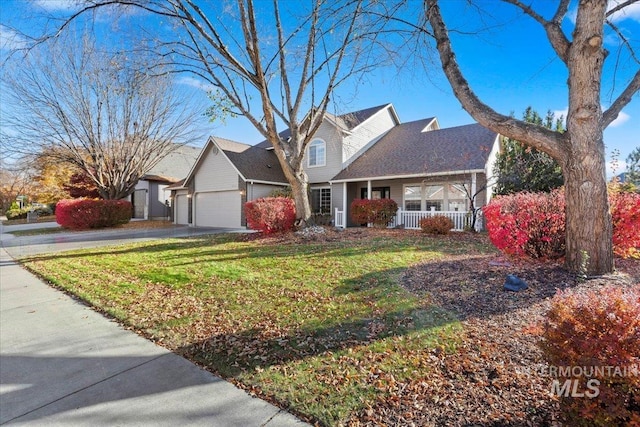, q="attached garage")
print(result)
[174,193,189,225]
[194,191,242,228]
